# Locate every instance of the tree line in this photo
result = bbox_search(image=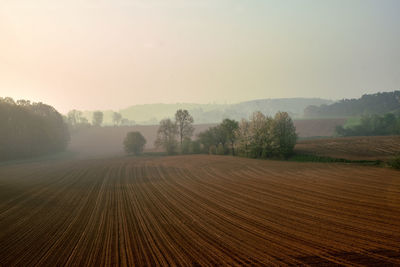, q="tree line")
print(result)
[336,113,400,136]
[304,91,400,118]
[198,111,297,158]
[0,97,70,161]
[124,109,297,159]
[66,110,131,132]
